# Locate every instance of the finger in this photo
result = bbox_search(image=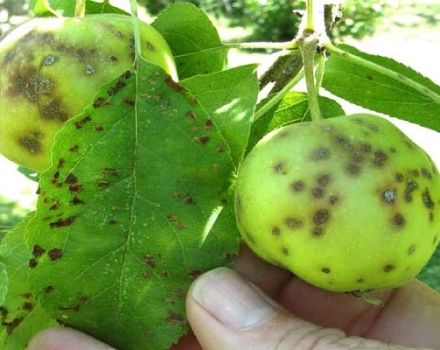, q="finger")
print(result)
[28,327,114,350]
[234,244,292,298]
[278,276,440,348]
[186,268,415,350]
